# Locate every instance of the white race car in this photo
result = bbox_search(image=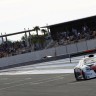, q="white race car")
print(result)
[74,54,96,81]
